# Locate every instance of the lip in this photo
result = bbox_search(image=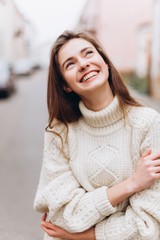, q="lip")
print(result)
[80,70,100,82]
